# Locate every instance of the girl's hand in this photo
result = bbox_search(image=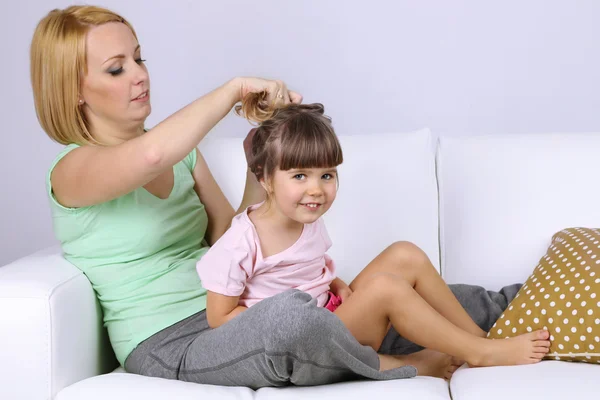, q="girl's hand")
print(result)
[331,278,353,302]
[235,77,303,106]
[336,285,353,302]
